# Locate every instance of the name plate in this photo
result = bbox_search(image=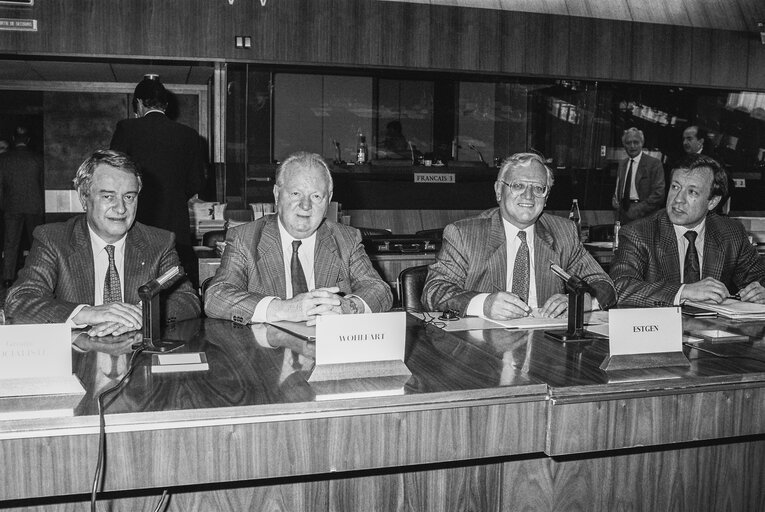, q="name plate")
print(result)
[309,312,411,382]
[414,172,455,184]
[0,324,84,398]
[601,307,688,371]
